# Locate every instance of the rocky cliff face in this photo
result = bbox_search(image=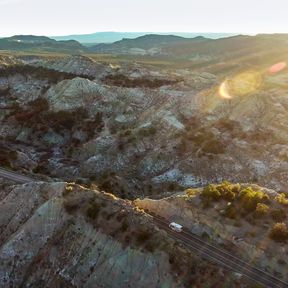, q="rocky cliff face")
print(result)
[24,55,111,79]
[0,182,241,288]
[1,52,288,199]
